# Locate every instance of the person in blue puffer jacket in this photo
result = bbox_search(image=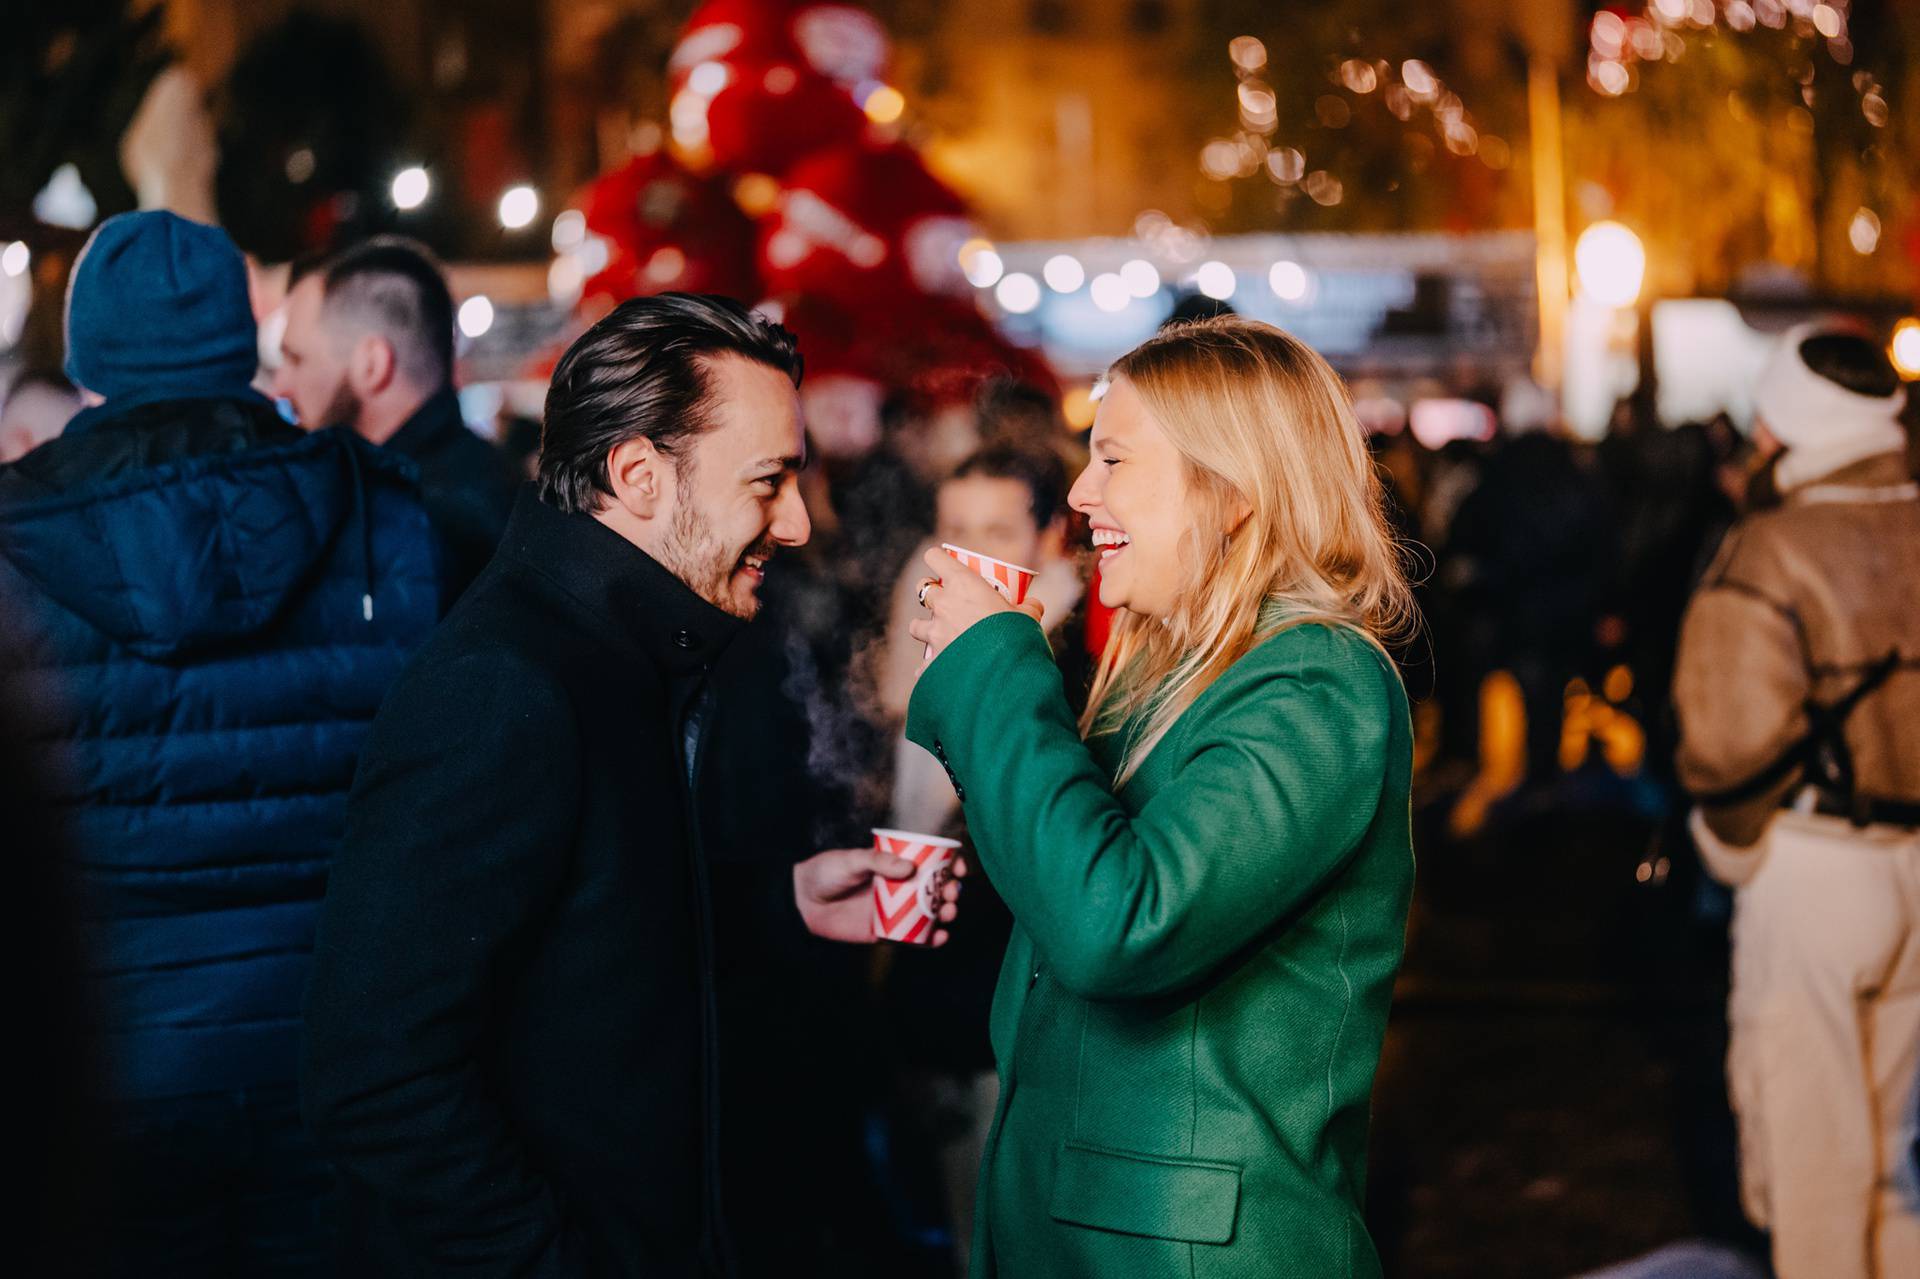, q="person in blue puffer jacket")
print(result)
[0,210,438,1277]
